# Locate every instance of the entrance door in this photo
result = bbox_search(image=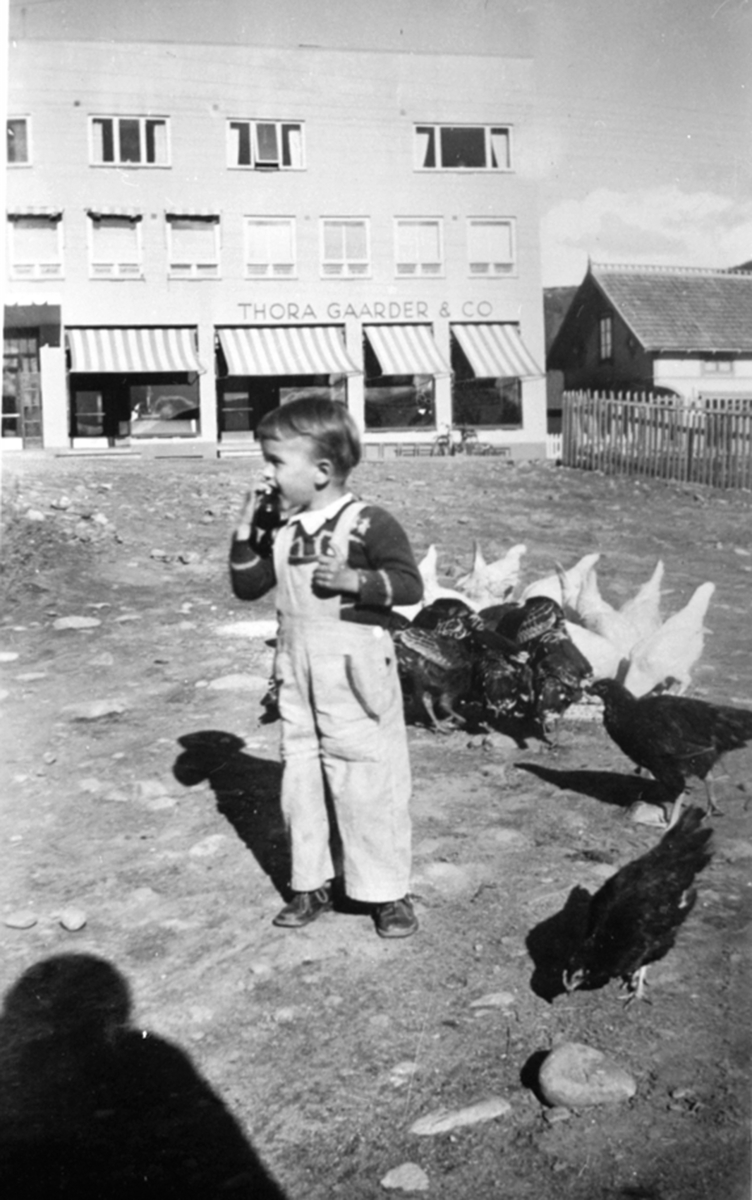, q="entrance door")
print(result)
[18,372,43,446]
[3,329,42,446]
[218,379,279,437]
